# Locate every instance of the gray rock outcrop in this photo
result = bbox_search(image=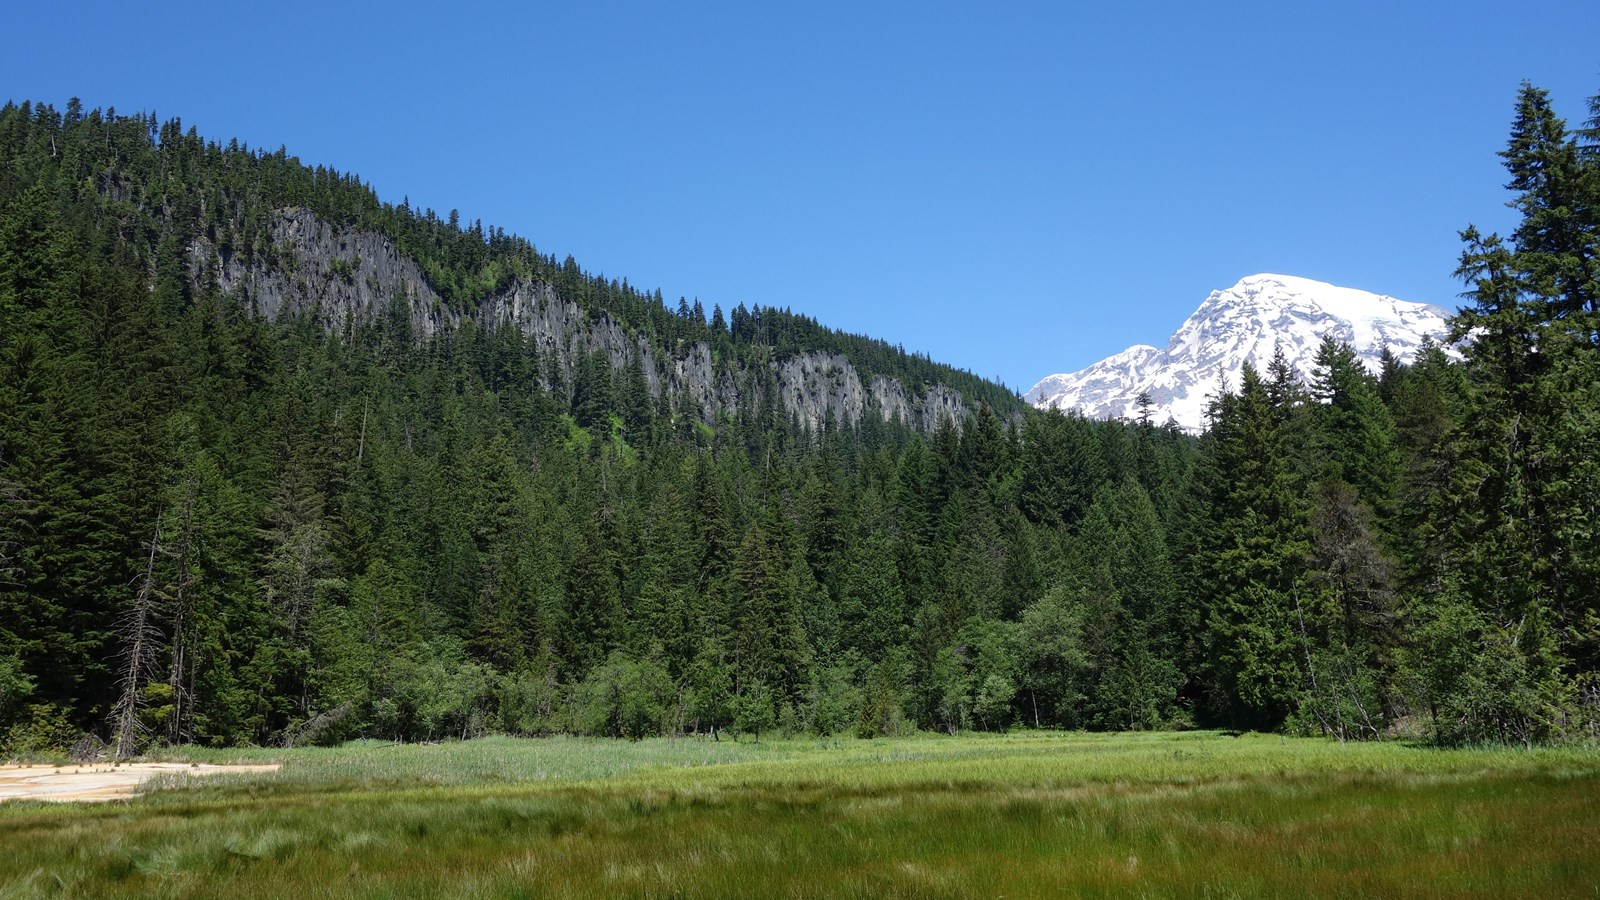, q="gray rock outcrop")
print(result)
[191,207,970,433]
